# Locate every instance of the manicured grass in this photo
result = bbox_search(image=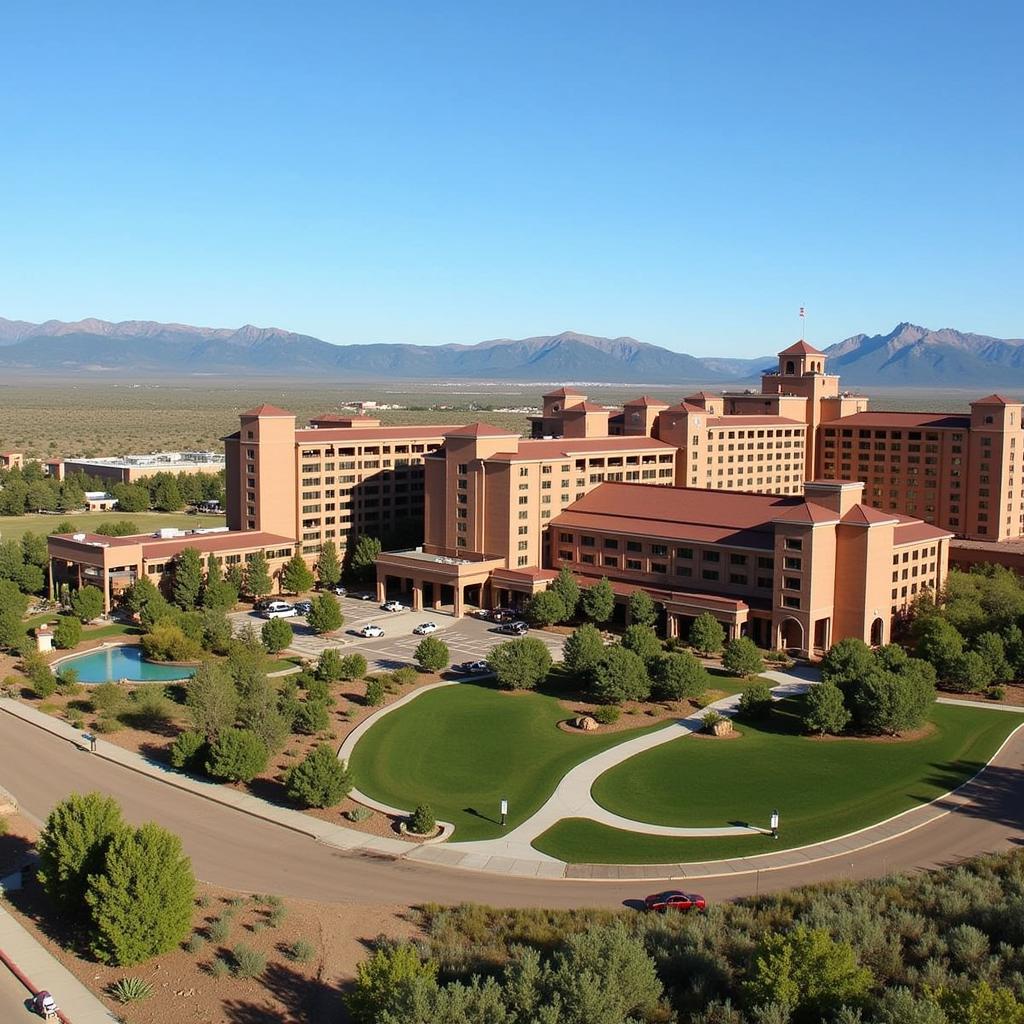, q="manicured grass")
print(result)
[80,623,143,640]
[0,510,224,543]
[268,656,303,674]
[533,699,1024,863]
[348,681,666,841]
